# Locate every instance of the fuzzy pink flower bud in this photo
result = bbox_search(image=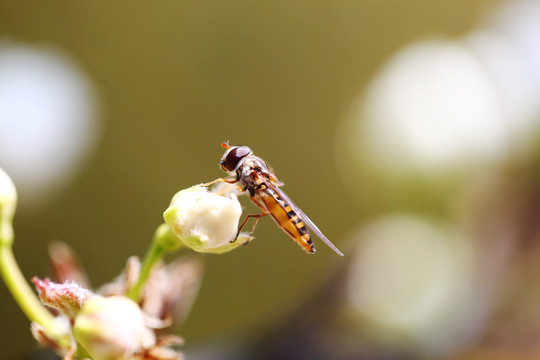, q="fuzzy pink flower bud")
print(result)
[32,277,93,319]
